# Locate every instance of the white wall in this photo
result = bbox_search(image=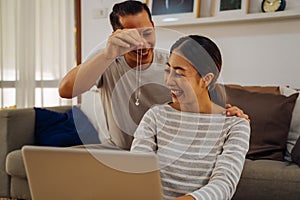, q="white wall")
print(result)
[81,0,300,88]
[172,19,300,88]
